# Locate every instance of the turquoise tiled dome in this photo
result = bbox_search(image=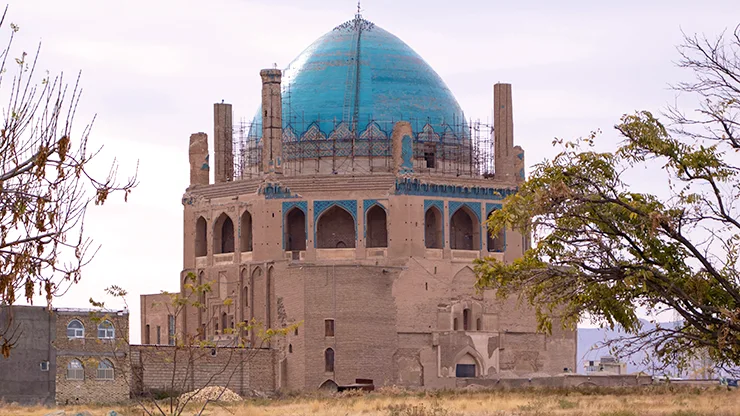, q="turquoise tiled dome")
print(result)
[250,15,466,141]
